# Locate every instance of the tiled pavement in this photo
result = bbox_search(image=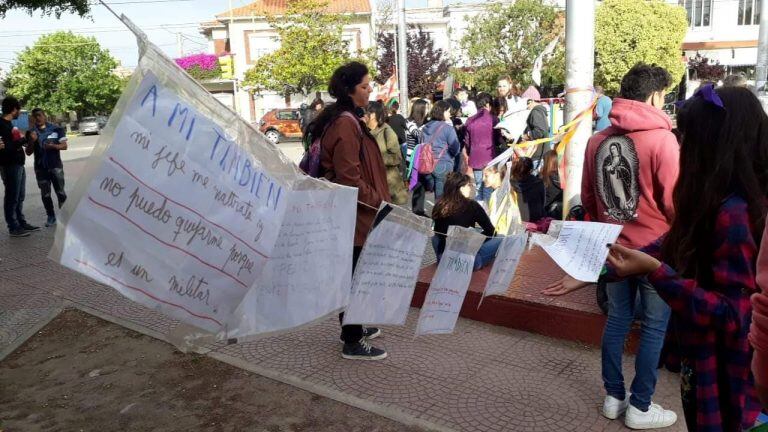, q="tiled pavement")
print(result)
[0,163,688,431]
